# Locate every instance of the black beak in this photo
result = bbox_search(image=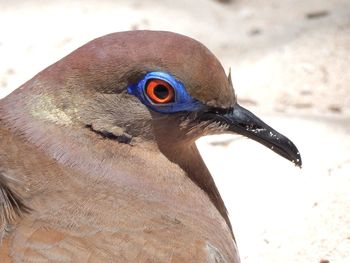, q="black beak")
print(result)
[202,104,302,167]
